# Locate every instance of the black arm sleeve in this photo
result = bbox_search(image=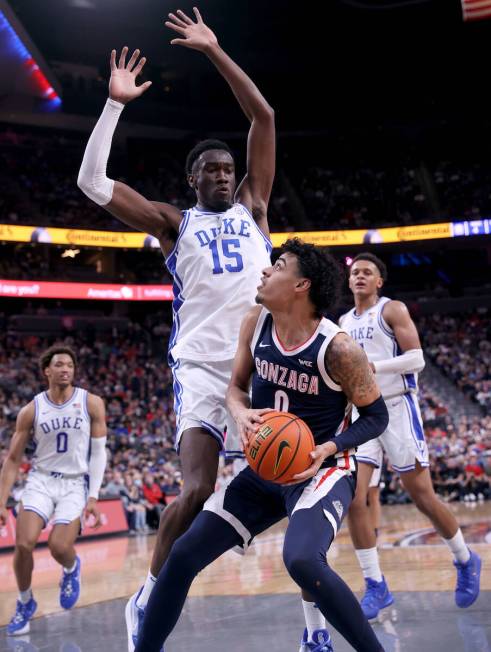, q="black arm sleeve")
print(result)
[333,395,388,453]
